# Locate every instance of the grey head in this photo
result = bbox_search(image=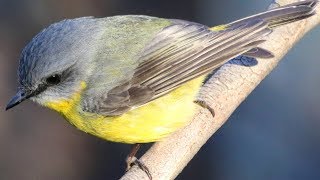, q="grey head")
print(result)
[6,17,104,110]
